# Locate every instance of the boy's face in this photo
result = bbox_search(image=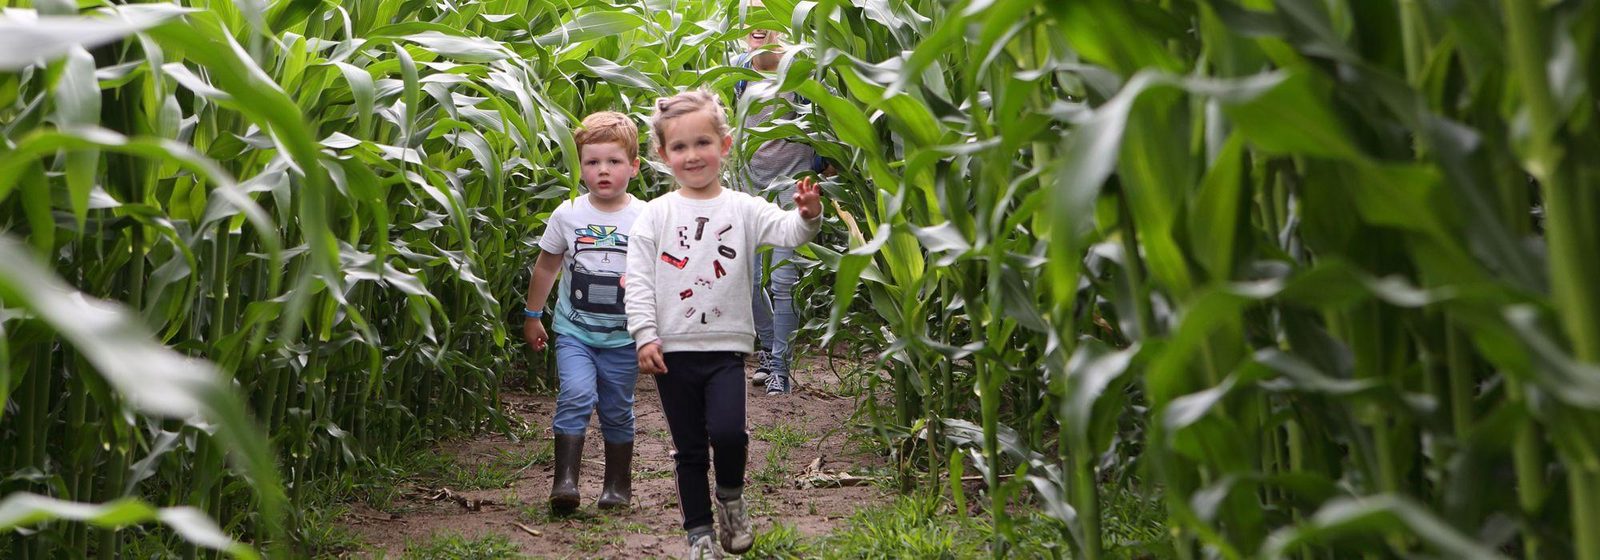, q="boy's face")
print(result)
[657,111,731,193]
[579,142,639,201]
